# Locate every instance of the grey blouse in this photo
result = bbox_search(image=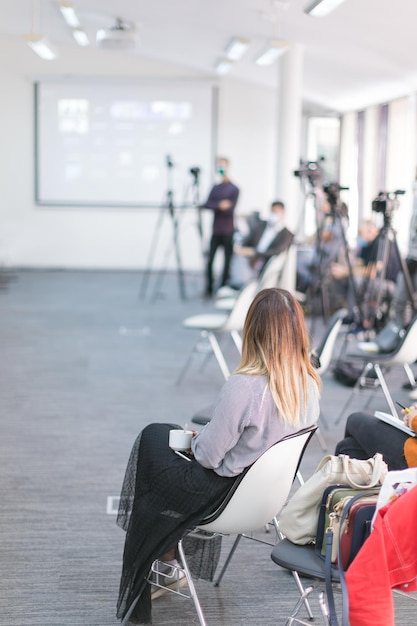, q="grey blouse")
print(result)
[191,373,320,477]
